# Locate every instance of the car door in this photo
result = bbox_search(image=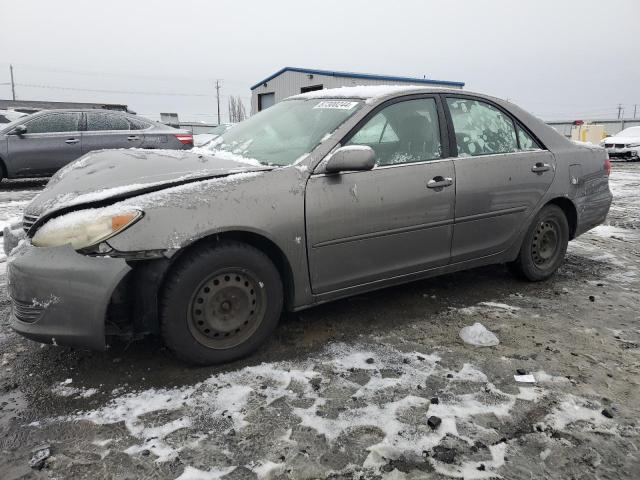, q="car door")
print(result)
[6,112,83,176]
[305,96,455,294]
[82,112,143,153]
[444,96,556,263]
